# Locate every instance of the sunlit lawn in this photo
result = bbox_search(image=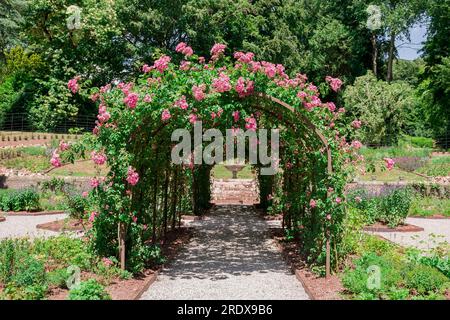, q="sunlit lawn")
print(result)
[212,164,255,179]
